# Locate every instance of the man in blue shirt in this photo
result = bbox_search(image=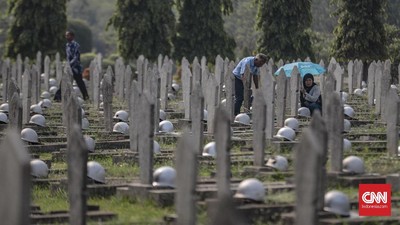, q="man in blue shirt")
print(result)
[232,53,267,115]
[54,31,89,101]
